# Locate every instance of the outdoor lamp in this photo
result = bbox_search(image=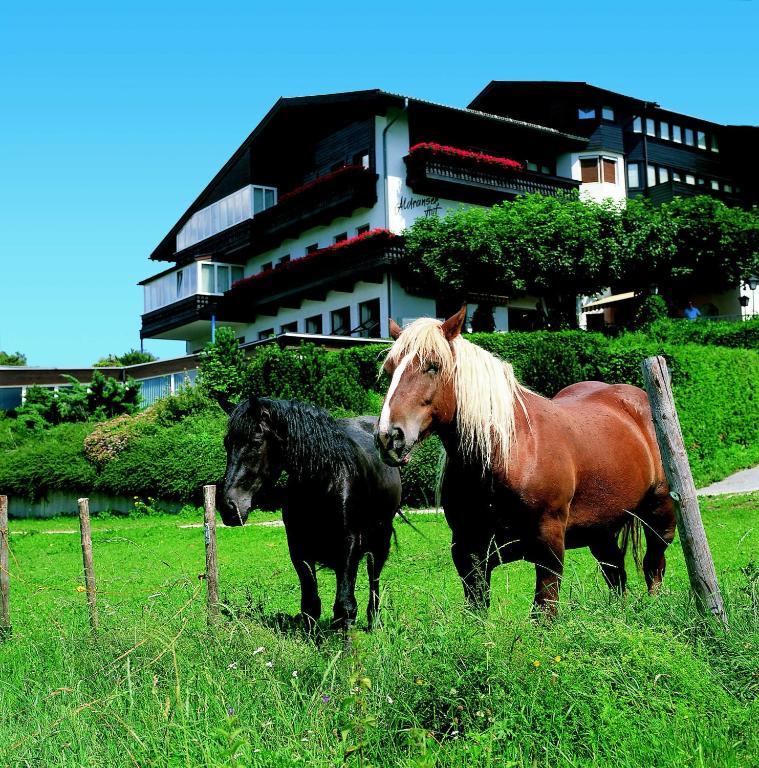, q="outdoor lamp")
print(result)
[747,276,759,291]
